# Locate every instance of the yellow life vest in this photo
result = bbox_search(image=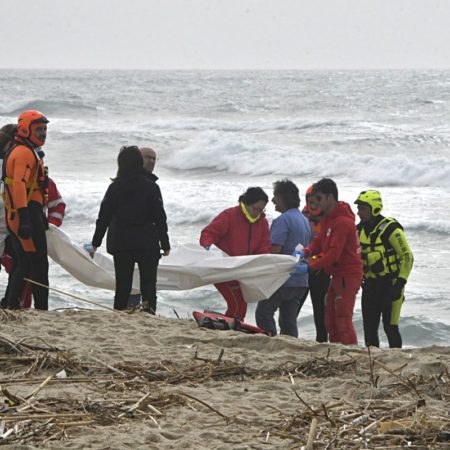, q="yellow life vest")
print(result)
[358,217,402,279]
